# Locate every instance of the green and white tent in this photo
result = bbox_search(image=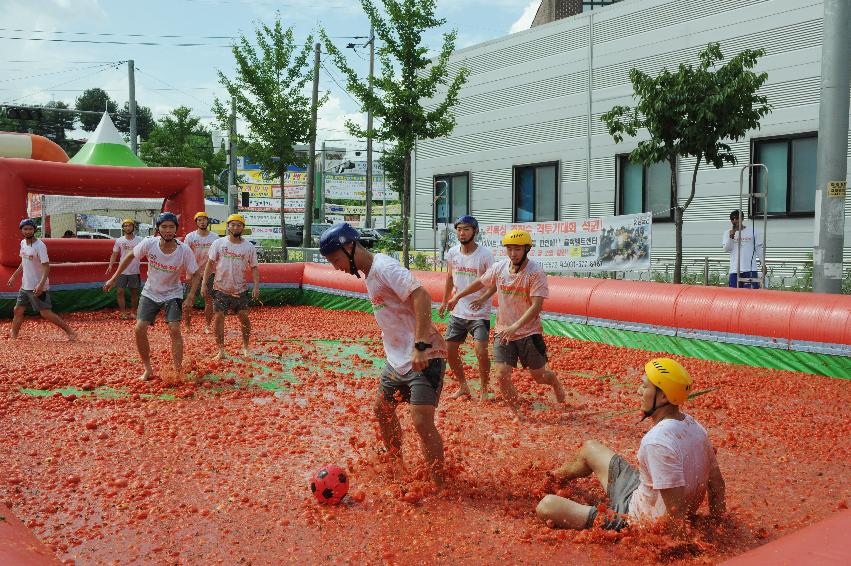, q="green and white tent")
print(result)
[69,112,146,167]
